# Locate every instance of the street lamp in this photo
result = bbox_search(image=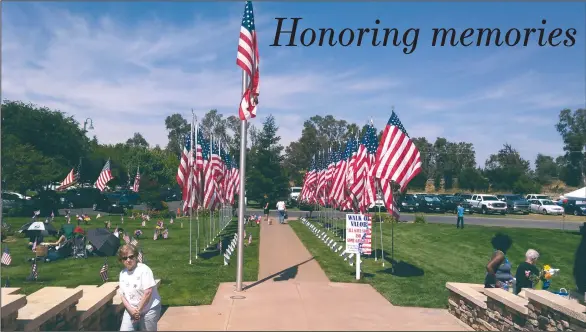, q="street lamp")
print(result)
[84,118,94,131]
